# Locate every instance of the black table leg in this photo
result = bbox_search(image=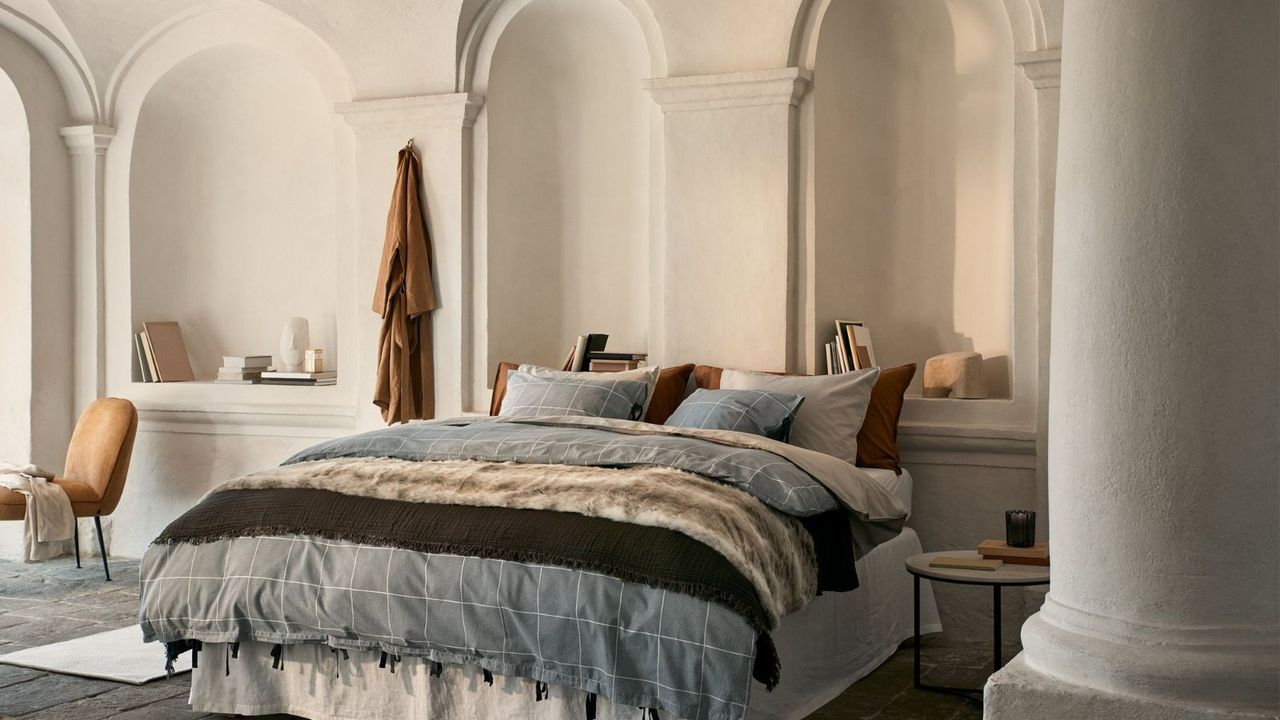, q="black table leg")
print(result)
[913,574,921,688]
[993,584,1002,671]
